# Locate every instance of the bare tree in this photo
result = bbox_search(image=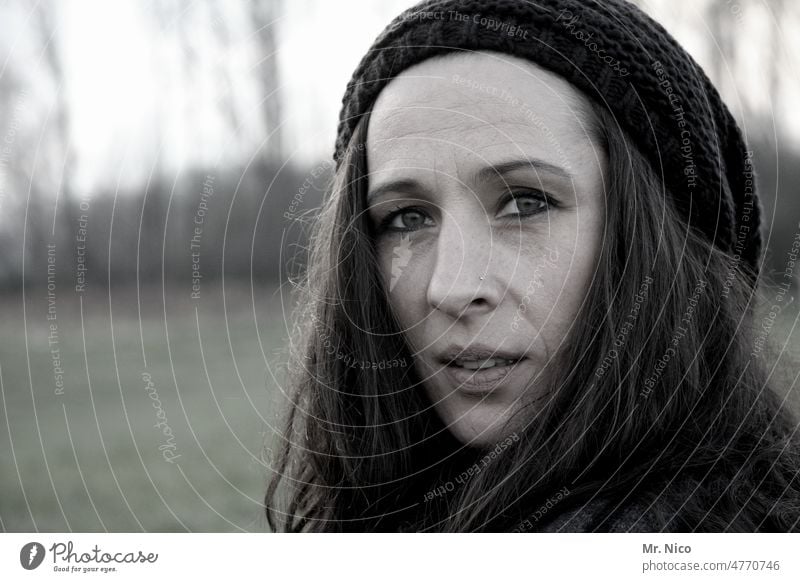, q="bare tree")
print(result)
[248,0,283,163]
[33,0,83,280]
[767,0,787,120]
[705,0,738,99]
[0,58,29,287]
